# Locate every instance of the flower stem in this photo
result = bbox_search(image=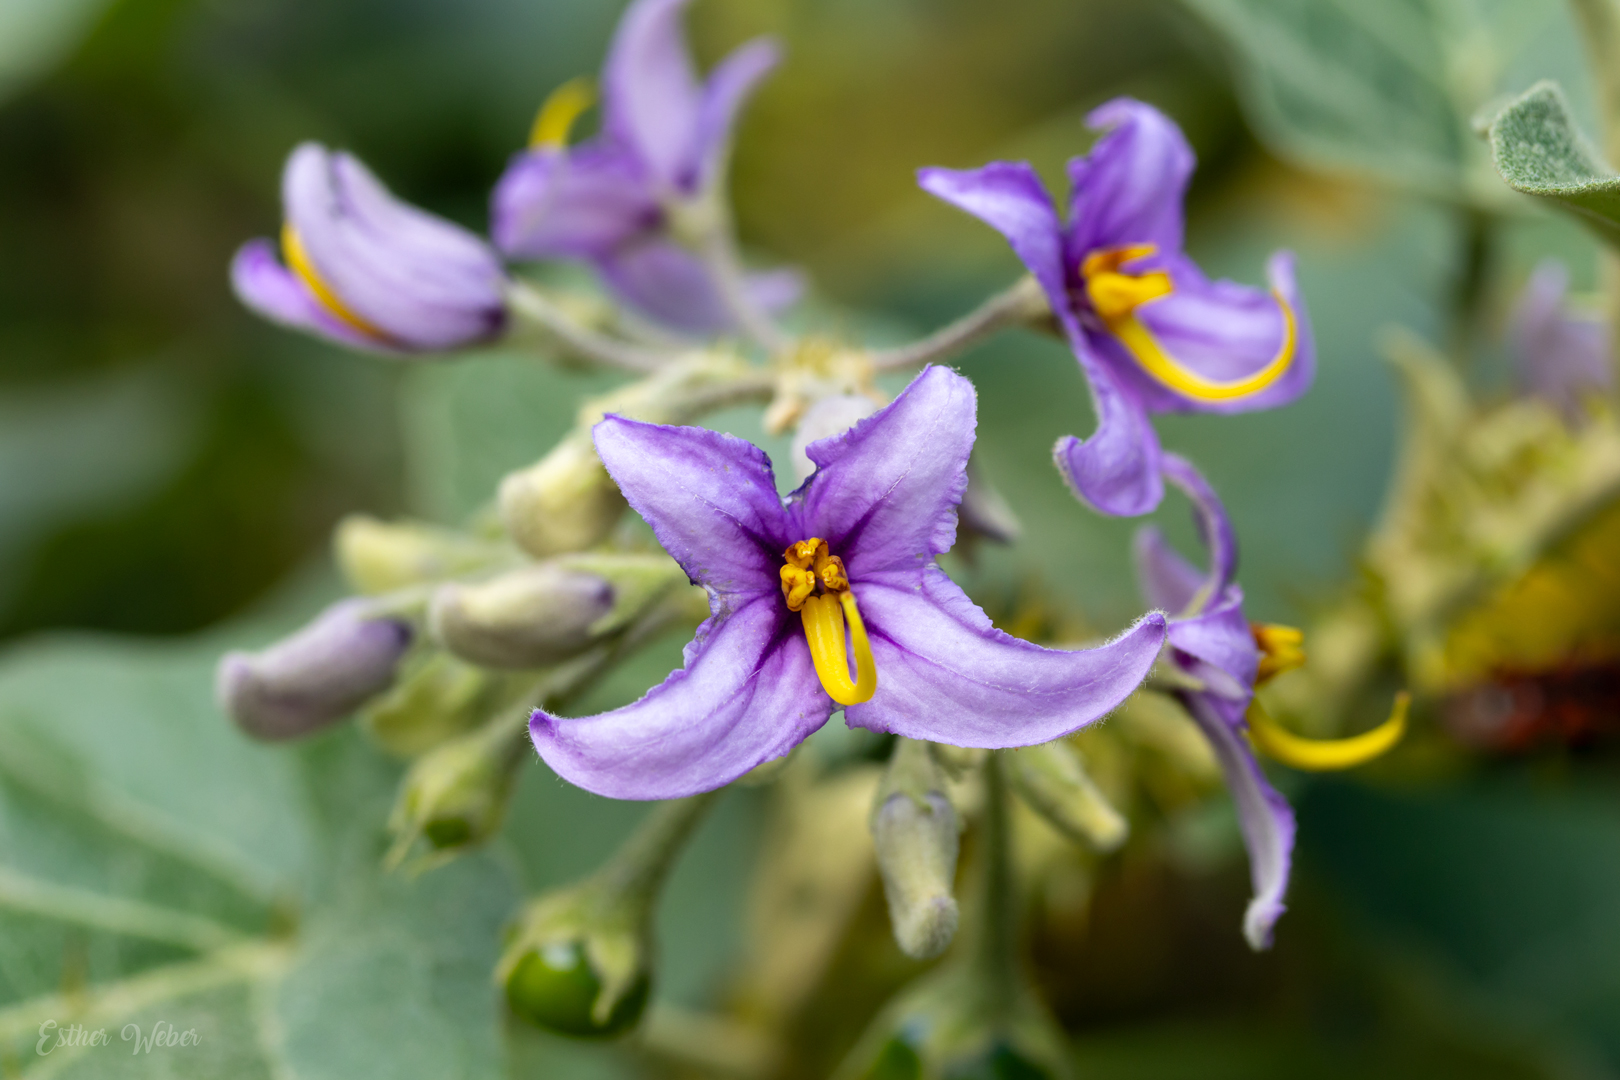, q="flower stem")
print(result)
[505,279,677,374]
[969,750,1019,1012]
[595,792,722,910]
[697,223,792,354]
[870,276,1050,371]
